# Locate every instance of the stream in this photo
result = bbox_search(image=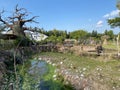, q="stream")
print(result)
[1,58,73,90]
